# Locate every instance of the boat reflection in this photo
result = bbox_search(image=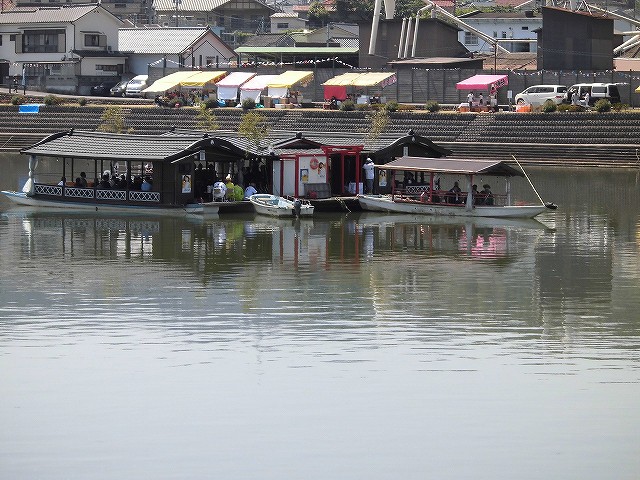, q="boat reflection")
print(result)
[1,209,553,278]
